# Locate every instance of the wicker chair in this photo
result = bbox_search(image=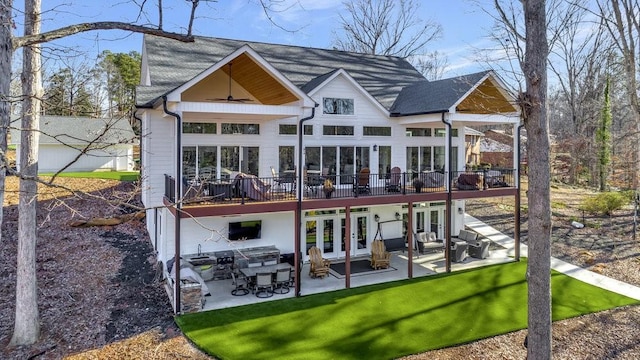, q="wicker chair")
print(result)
[308,246,330,278]
[370,239,391,269]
